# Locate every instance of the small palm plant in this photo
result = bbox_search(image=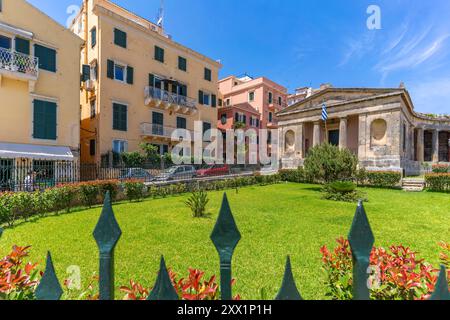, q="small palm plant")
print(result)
[184,190,209,218]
